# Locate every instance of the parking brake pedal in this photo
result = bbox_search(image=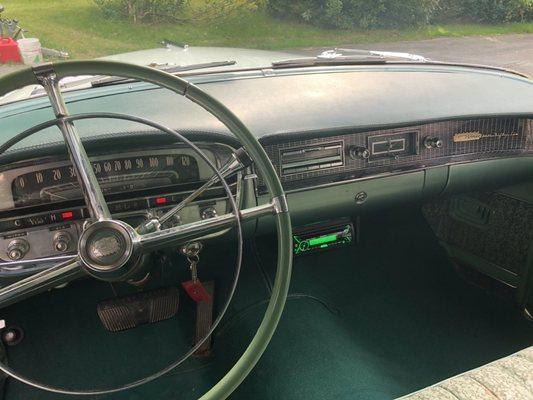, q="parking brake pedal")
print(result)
[97,287,179,332]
